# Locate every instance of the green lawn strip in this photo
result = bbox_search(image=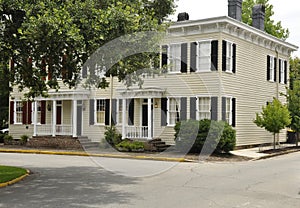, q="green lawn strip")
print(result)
[0,165,28,183]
